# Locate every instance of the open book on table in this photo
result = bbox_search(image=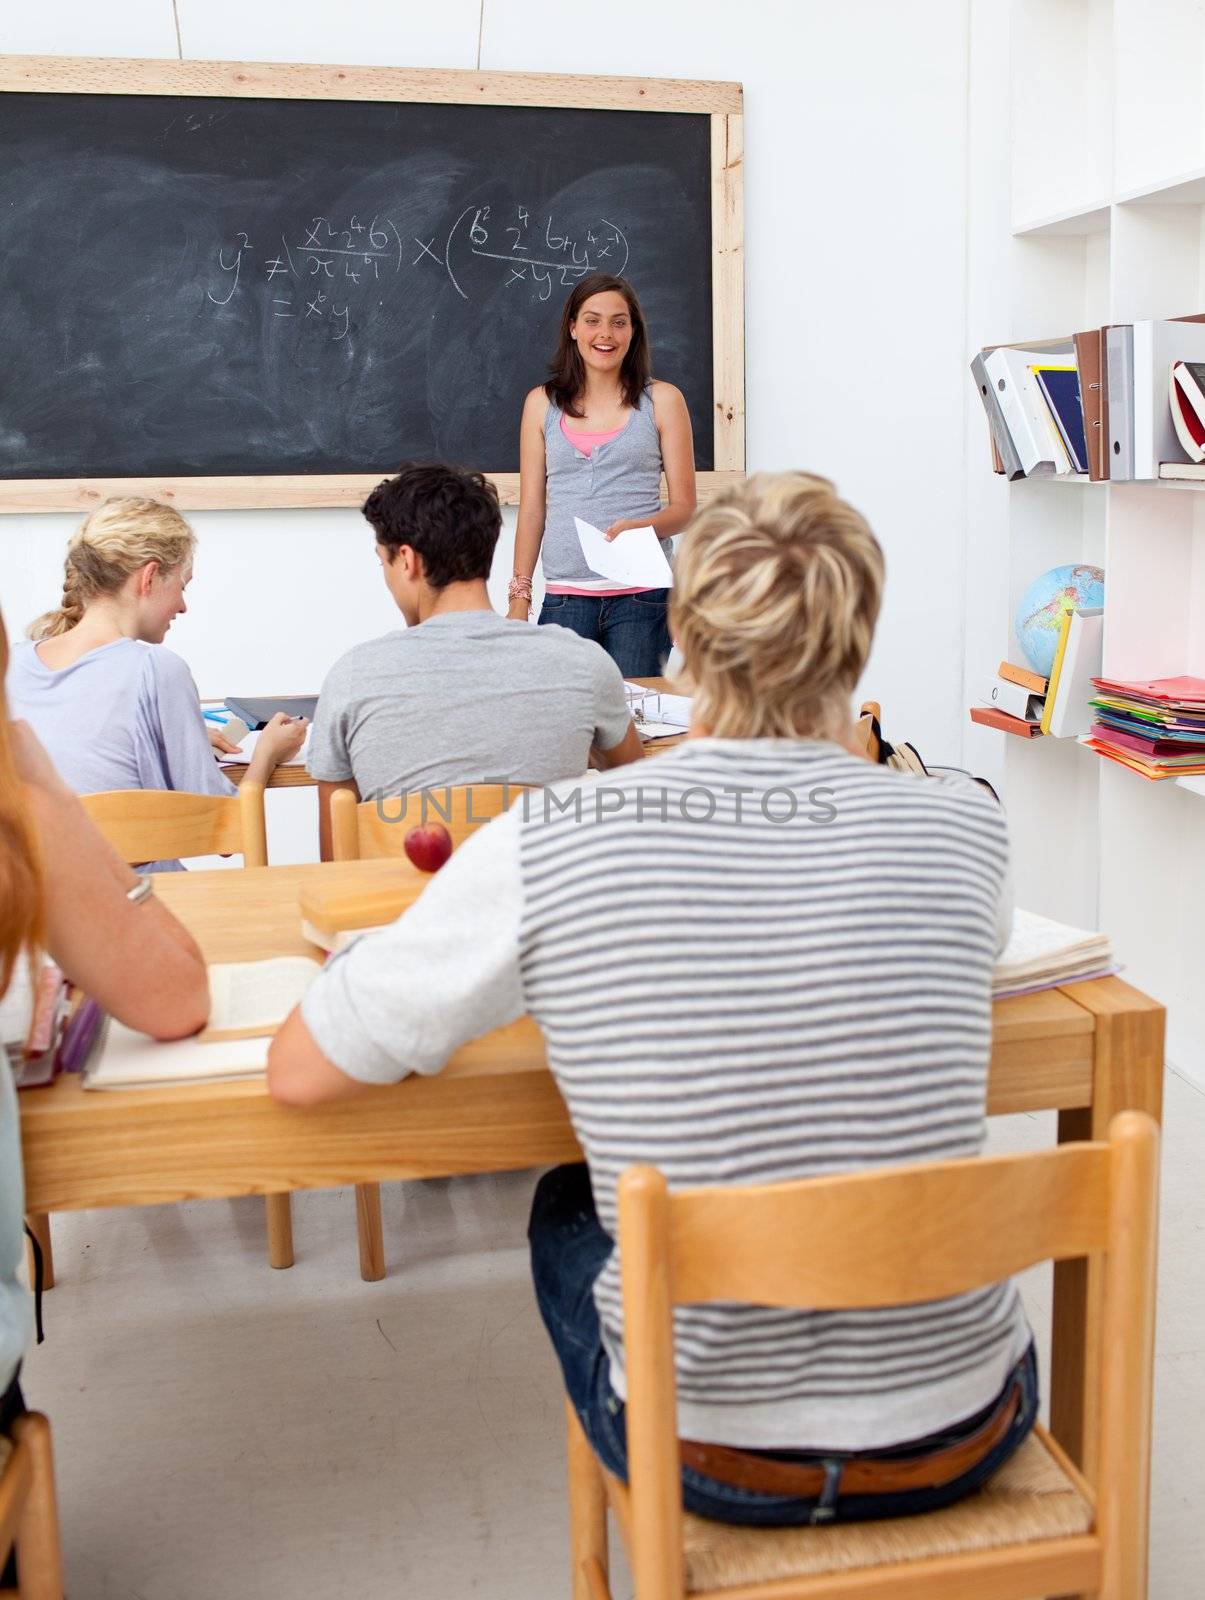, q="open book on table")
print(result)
[83,956,322,1090]
[992,910,1115,999]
